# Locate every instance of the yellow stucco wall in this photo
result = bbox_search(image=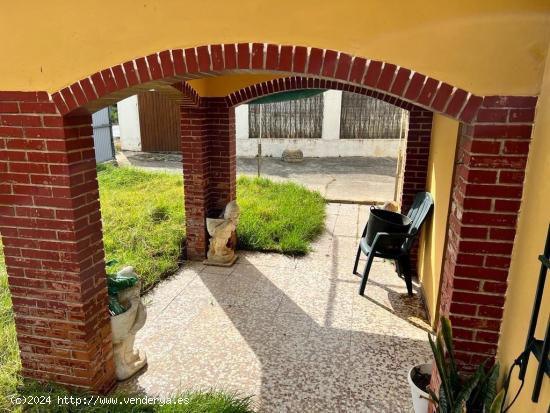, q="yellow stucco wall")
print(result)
[1,1,549,96]
[497,42,550,413]
[417,115,459,326]
[187,74,283,97]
